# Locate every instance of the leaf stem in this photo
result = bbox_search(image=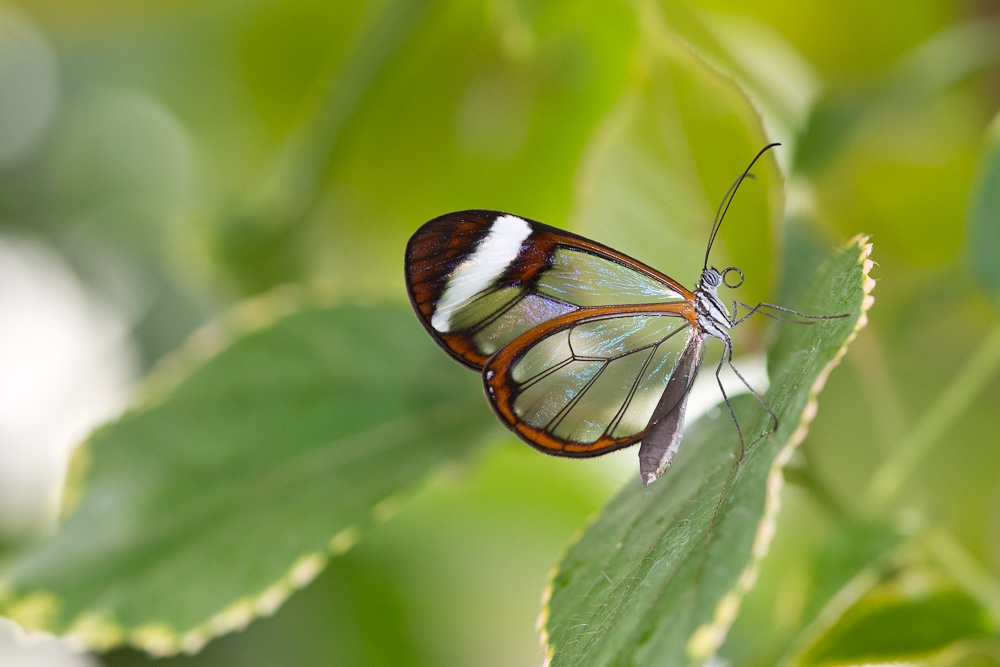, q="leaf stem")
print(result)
[865,320,1000,512]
